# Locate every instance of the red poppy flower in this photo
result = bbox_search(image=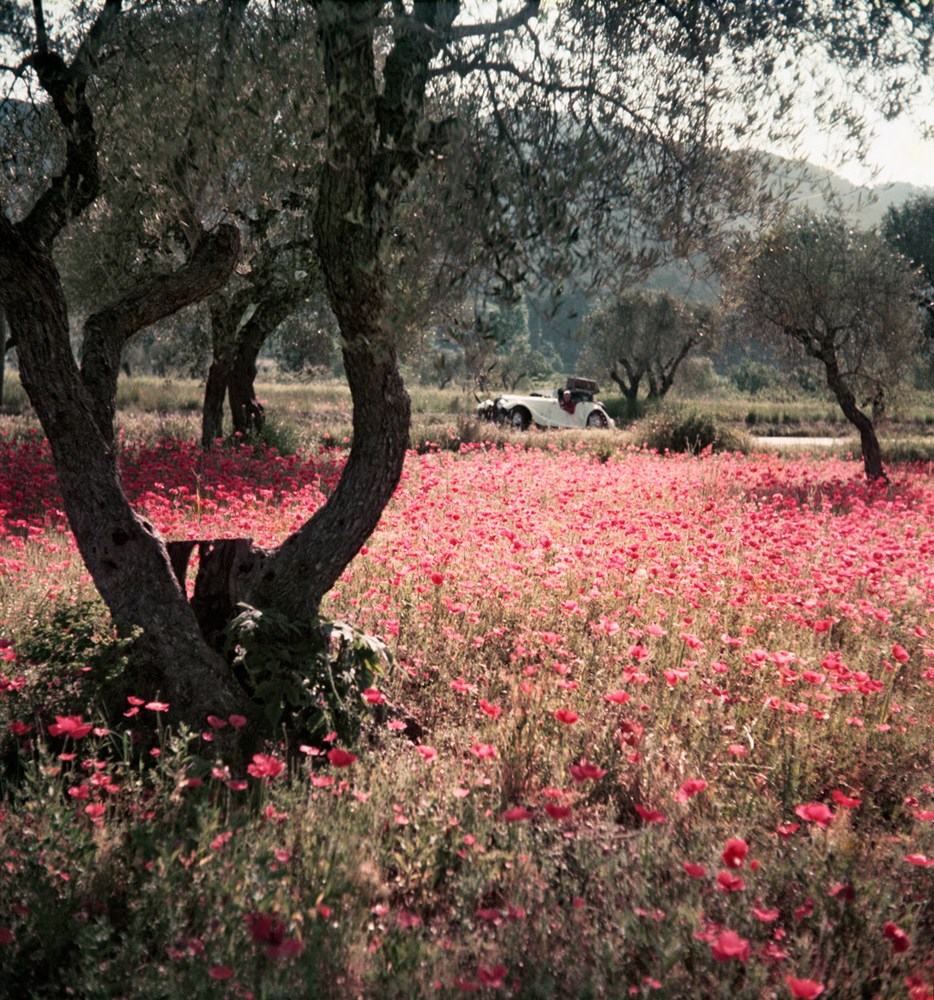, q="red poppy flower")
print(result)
[48,715,92,739]
[831,789,862,808]
[247,754,284,779]
[785,976,824,998]
[327,748,357,767]
[709,929,750,963]
[794,802,834,828]
[883,922,910,952]
[544,803,571,820]
[634,803,666,824]
[717,870,746,893]
[682,862,707,878]
[721,837,749,869]
[675,778,708,803]
[554,709,579,724]
[569,762,606,782]
[502,806,532,822]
